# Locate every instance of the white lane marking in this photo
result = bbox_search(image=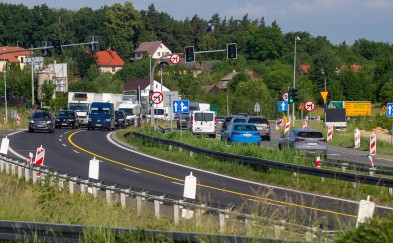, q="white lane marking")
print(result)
[172,182,184,186]
[60,135,63,138]
[247,199,286,208]
[59,139,62,142]
[73,150,80,154]
[106,132,393,210]
[328,154,340,156]
[62,144,67,147]
[124,168,140,173]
